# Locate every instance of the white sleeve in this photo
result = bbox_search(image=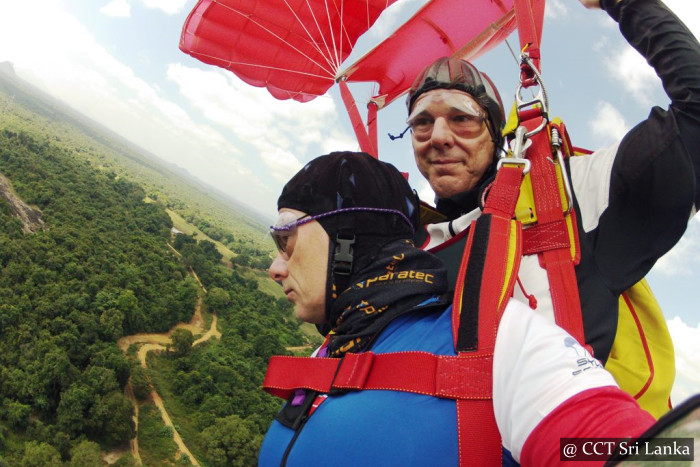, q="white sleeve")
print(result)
[493,299,618,462]
[568,144,618,233]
